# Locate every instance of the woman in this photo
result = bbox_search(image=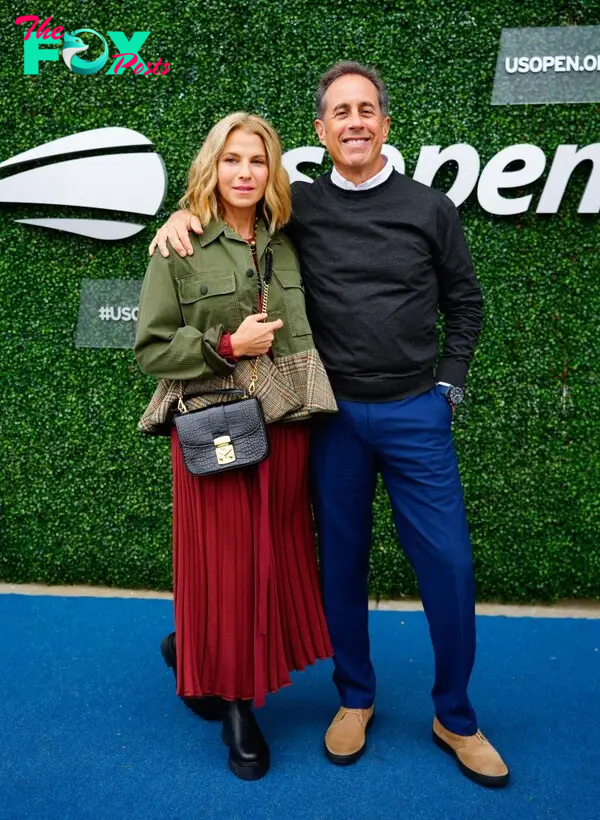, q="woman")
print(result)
[134,113,337,781]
